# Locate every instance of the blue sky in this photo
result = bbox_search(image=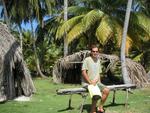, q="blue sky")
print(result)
[21,20,38,31]
[0,6,3,20]
[21,15,51,31]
